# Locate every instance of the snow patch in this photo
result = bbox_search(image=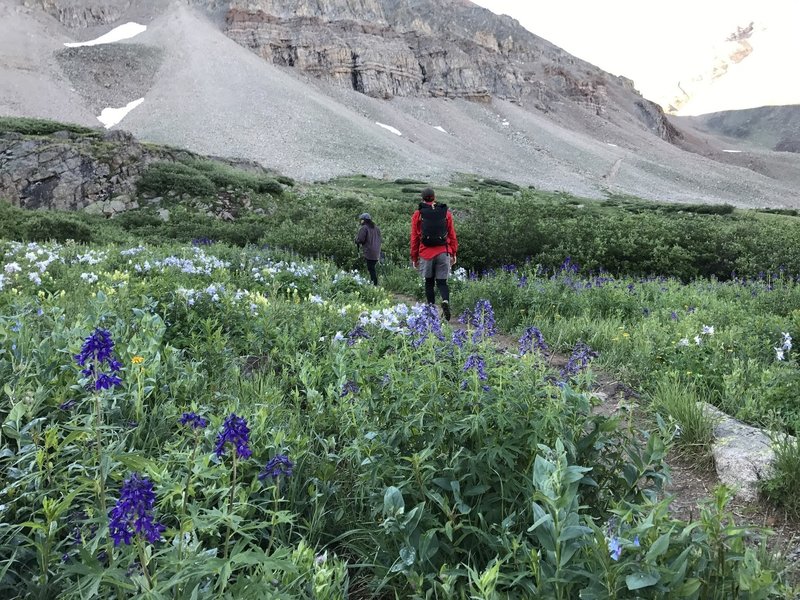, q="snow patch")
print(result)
[723,149,743,153]
[376,122,402,136]
[434,125,448,133]
[97,98,144,128]
[64,22,147,47]
[606,143,618,147]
